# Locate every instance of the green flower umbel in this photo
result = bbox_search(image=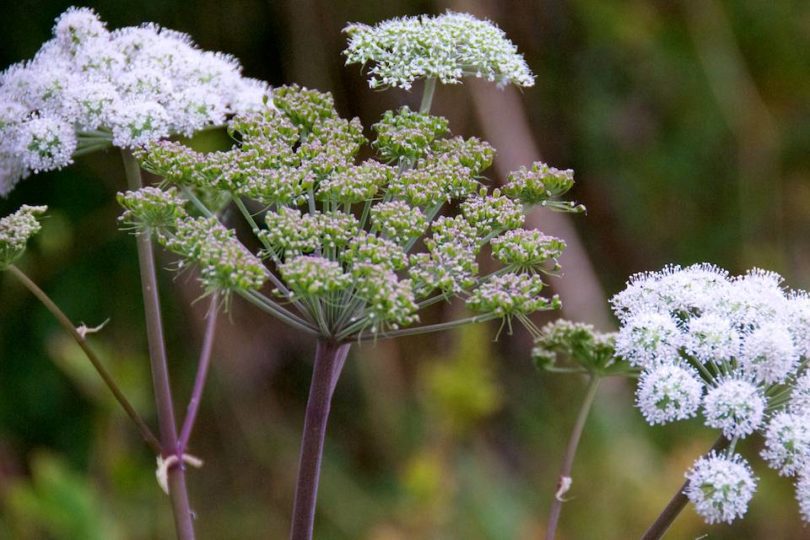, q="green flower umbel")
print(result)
[124,85,579,338]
